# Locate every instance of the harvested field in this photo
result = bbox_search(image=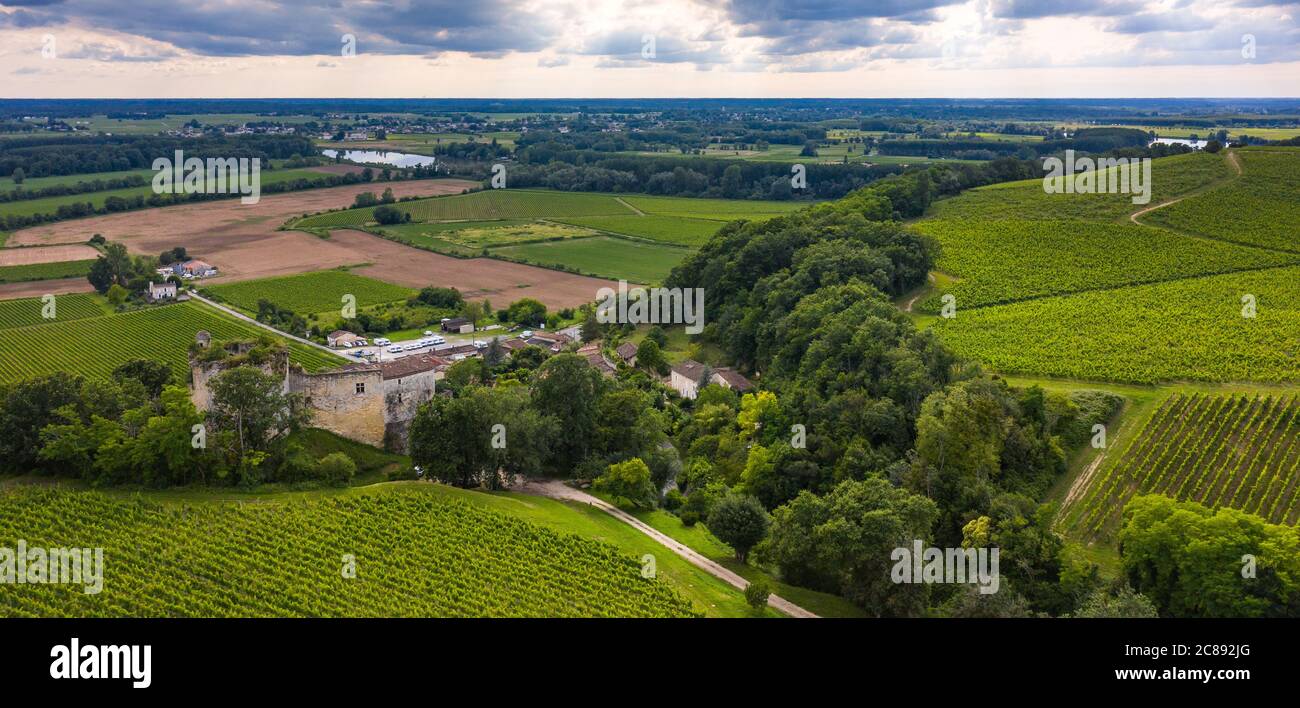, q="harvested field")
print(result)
[6,179,478,249]
[0,277,94,300]
[0,244,100,266]
[328,229,621,308]
[304,164,369,176]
